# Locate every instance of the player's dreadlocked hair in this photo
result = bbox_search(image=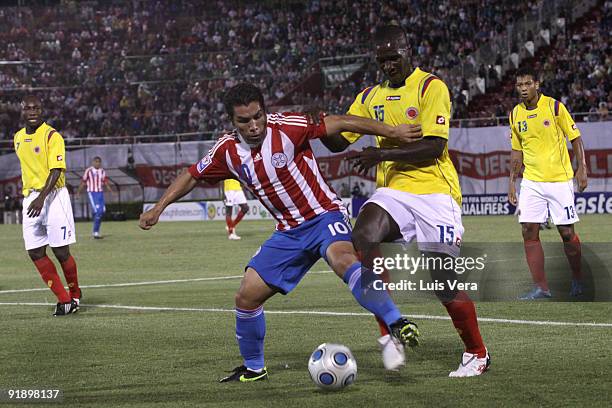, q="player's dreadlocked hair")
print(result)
[516,66,539,82]
[223,82,266,118]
